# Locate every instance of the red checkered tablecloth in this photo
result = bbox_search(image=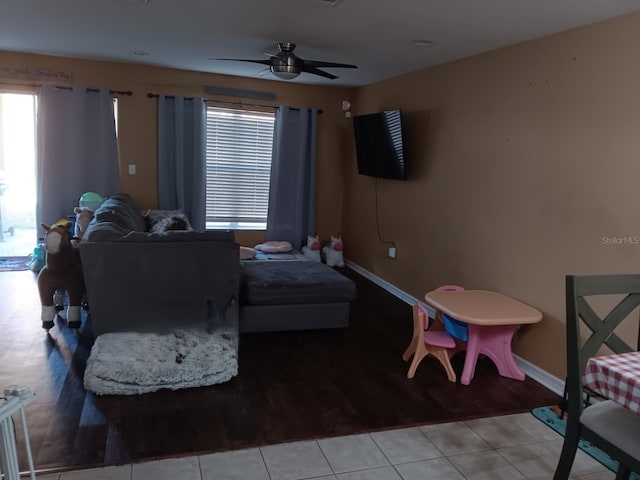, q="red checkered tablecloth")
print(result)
[583,351,640,414]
